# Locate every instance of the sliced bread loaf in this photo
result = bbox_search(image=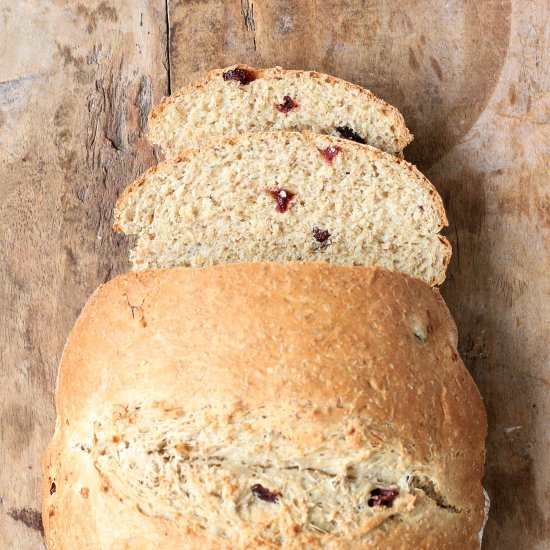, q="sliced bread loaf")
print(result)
[148,64,413,157]
[114,131,450,285]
